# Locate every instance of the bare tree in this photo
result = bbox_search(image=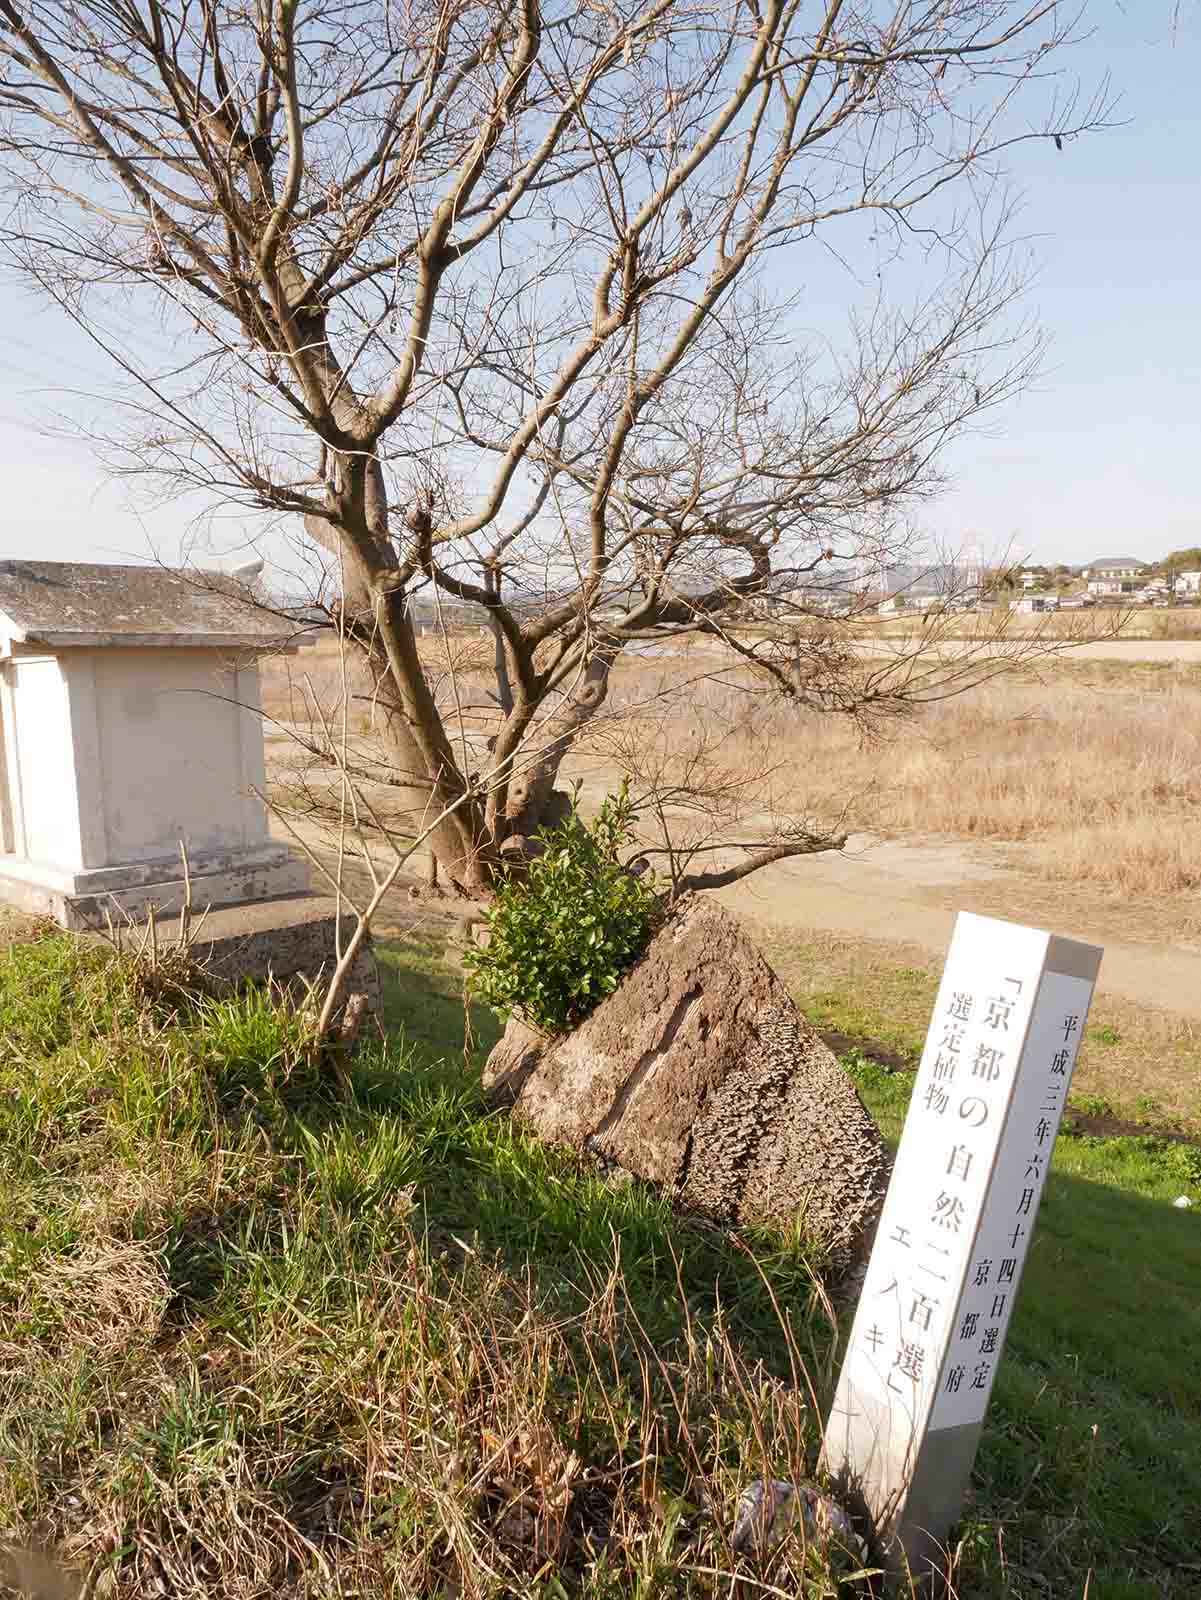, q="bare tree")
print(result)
[0,0,1113,893]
